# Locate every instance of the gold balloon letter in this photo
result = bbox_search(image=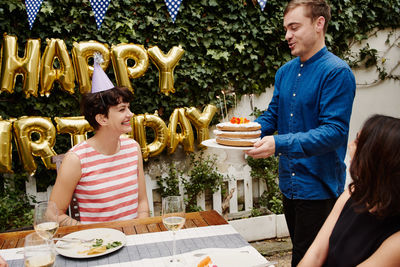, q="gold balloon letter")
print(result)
[133,115,149,160]
[54,116,93,147]
[40,38,75,96]
[185,104,217,147]
[72,41,110,94]
[0,34,41,98]
[134,113,168,160]
[0,118,13,173]
[168,108,194,154]
[13,117,57,175]
[111,43,149,93]
[147,46,184,96]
